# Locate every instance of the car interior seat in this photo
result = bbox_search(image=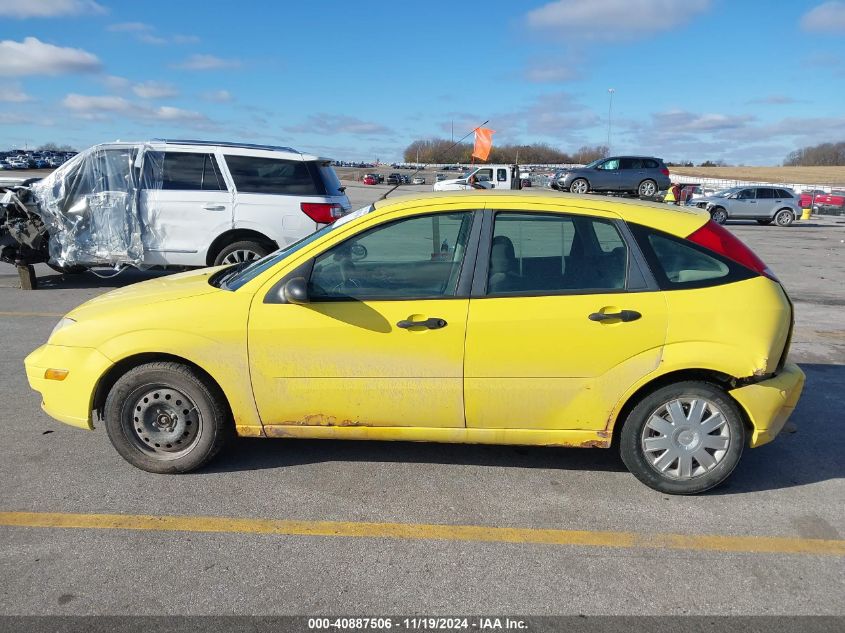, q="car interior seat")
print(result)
[488,235,521,293]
